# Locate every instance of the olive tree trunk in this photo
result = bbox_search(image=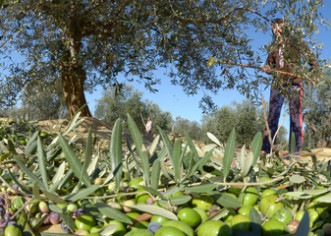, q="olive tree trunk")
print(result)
[61,63,92,118]
[61,29,92,118]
